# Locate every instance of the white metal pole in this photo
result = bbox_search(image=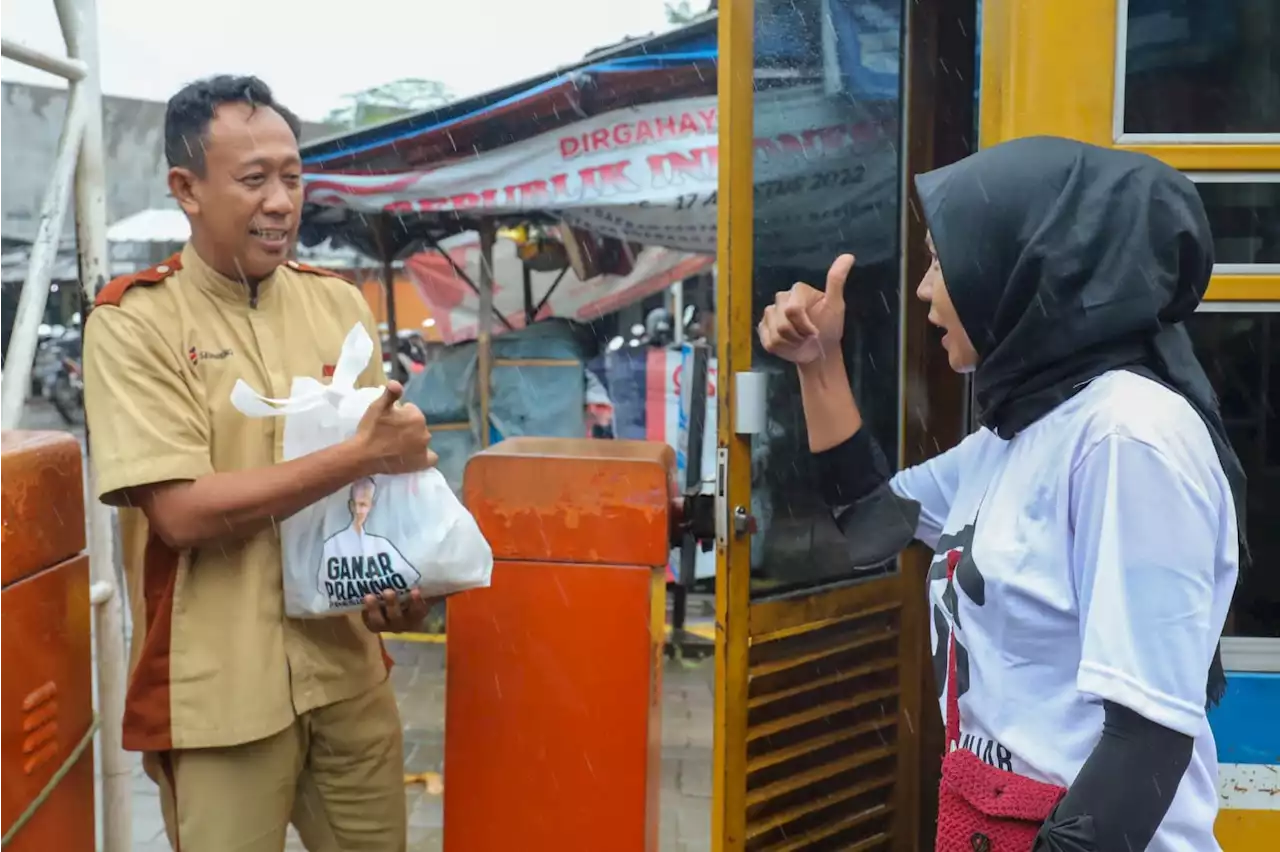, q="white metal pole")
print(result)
[0,38,87,80]
[0,85,87,428]
[56,2,132,851]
